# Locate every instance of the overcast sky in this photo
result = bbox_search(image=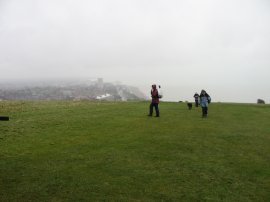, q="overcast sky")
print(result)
[0,0,270,102]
